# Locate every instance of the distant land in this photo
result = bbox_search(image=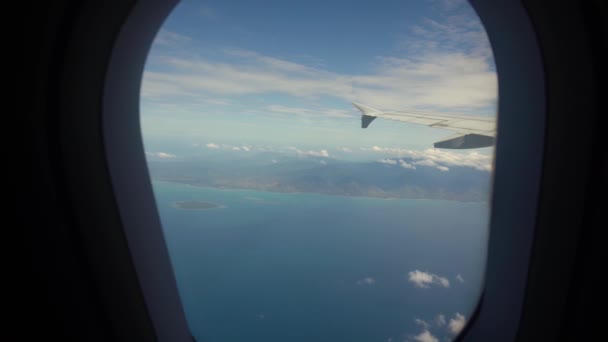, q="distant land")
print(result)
[172,200,222,210]
[149,153,491,202]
